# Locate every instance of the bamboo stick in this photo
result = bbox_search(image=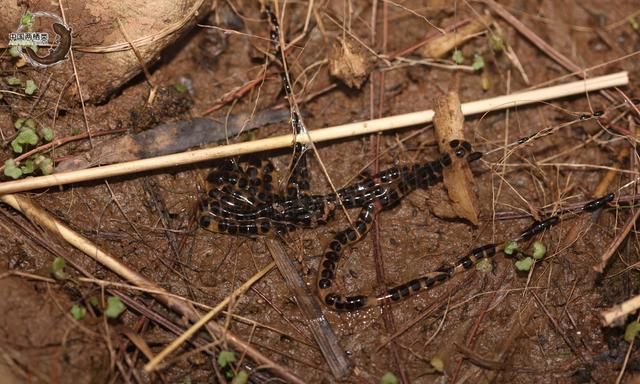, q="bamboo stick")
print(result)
[0,71,628,195]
